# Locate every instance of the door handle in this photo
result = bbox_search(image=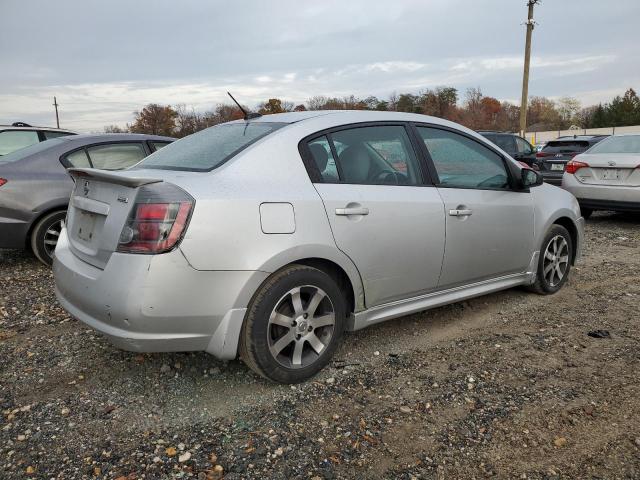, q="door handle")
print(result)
[448,209,473,216]
[335,207,369,216]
